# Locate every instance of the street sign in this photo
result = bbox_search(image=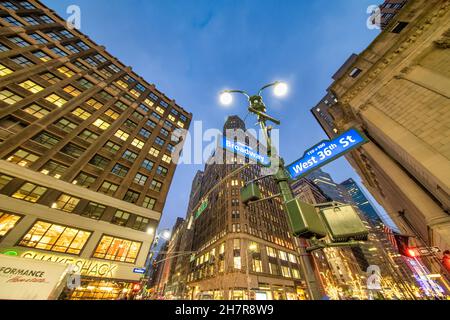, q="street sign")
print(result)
[221,137,270,165]
[195,198,208,219]
[417,246,441,256]
[133,268,146,274]
[286,128,368,180]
